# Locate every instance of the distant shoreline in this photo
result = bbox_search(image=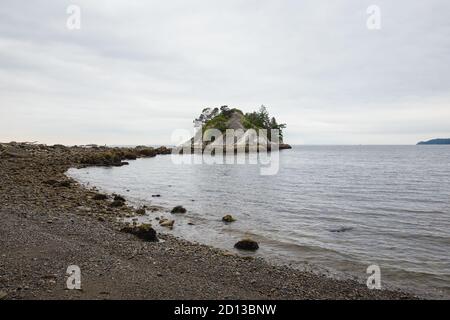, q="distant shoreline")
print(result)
[0,141,416,300]
[417,138,450,145]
